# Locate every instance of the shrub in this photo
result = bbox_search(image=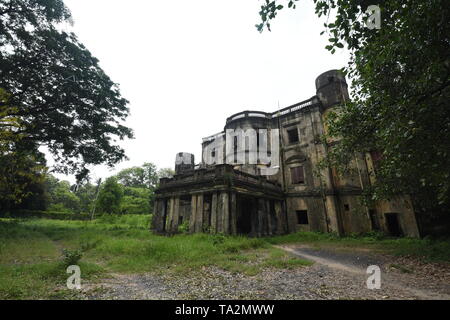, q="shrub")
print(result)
[211,233,226,246]
[61,249,83,267]
[178,221,189,233]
